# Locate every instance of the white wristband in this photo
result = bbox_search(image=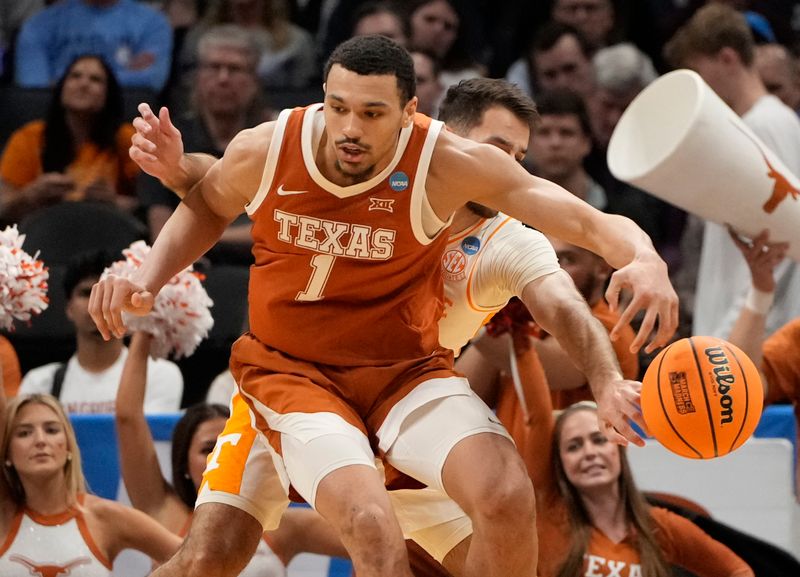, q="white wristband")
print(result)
[744,287,774,315]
